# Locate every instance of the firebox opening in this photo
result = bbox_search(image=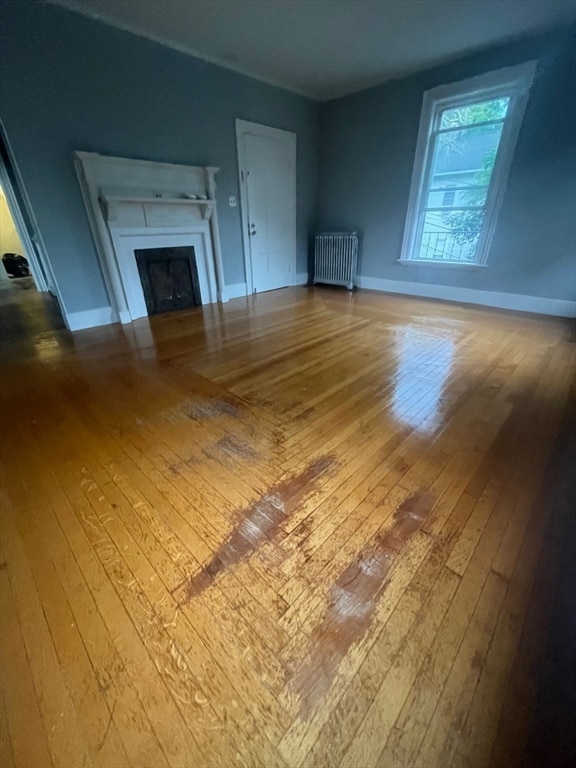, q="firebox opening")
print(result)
[135,246,201,316]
